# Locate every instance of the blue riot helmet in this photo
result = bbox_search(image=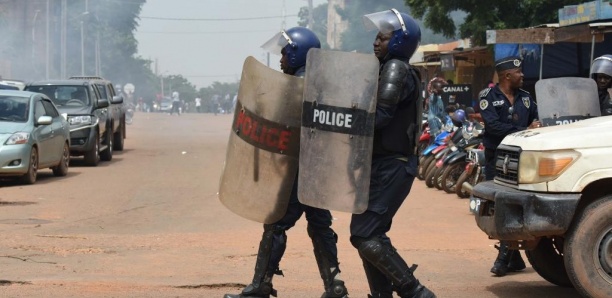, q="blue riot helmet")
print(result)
[363,8,421,60]
[261,26,321,69]
[452,109,466,123]
[590,54,612,79]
